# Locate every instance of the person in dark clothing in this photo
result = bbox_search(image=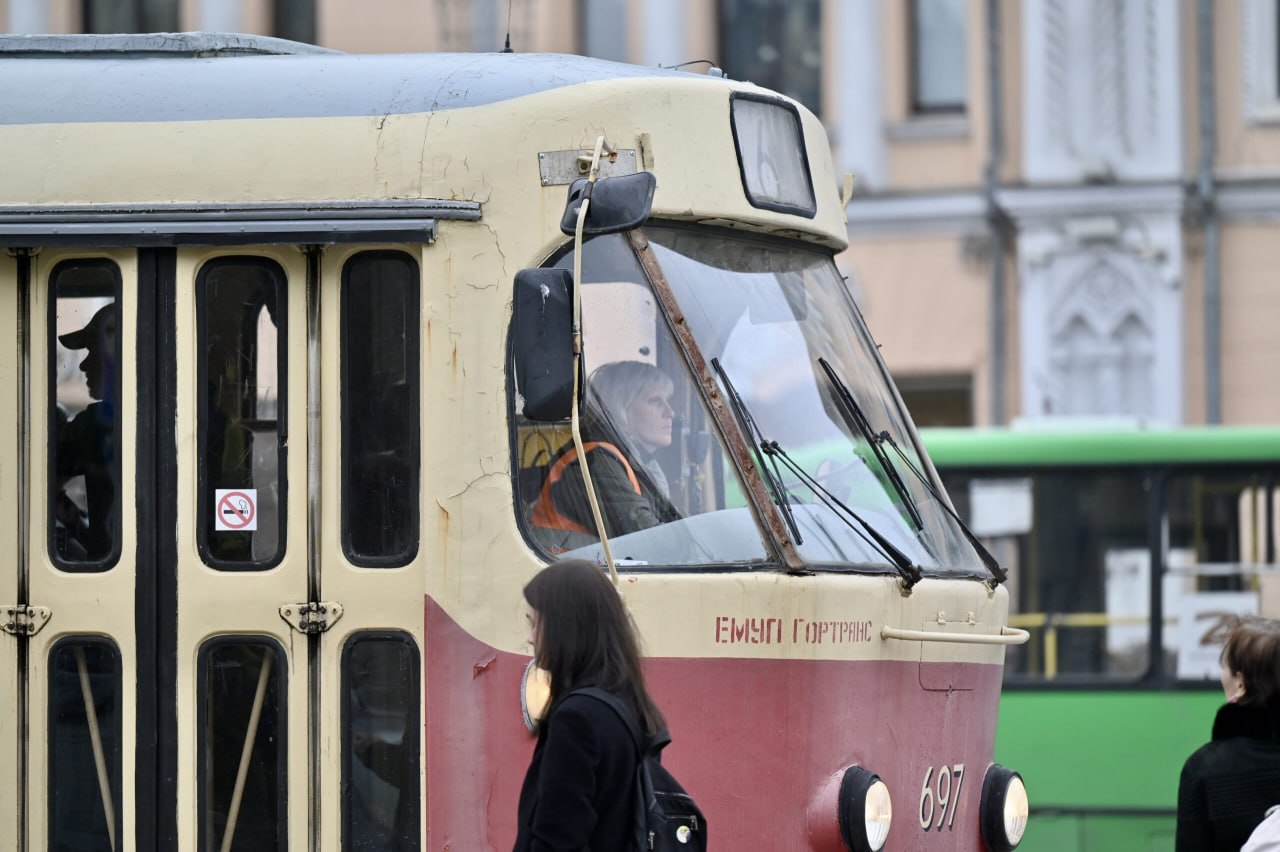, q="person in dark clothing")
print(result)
[55,303,118,563]
[514,559,667,852]
[1177,616,1280,852]
[531,361,680,548]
